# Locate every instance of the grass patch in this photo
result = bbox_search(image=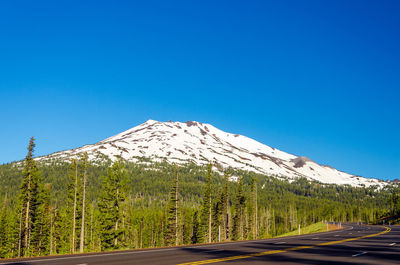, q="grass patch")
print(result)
[277,221,340,237]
